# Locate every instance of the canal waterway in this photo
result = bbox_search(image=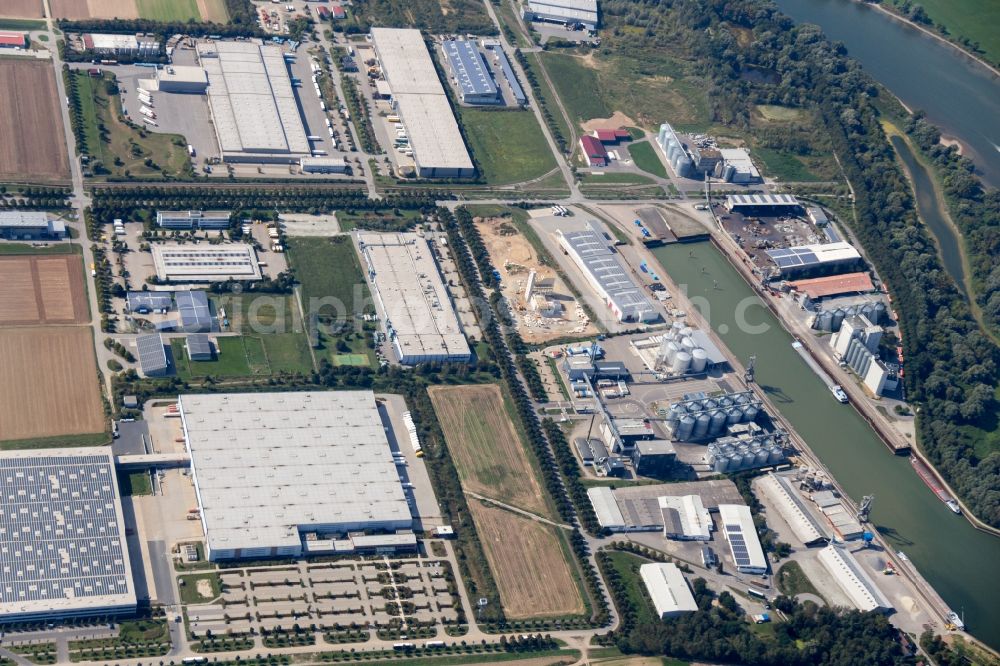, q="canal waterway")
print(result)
[651,242,1000,650]
[772,0,1000,189]
[889,135,968,296]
